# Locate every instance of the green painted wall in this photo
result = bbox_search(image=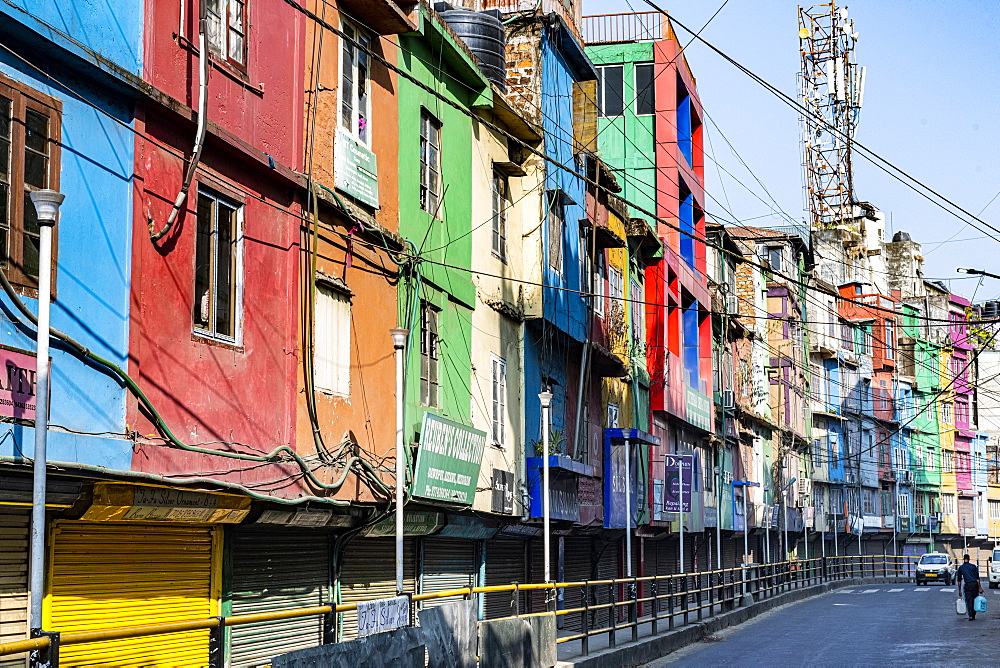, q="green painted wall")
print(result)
[586,43,656,221]
[397,7,491,439]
